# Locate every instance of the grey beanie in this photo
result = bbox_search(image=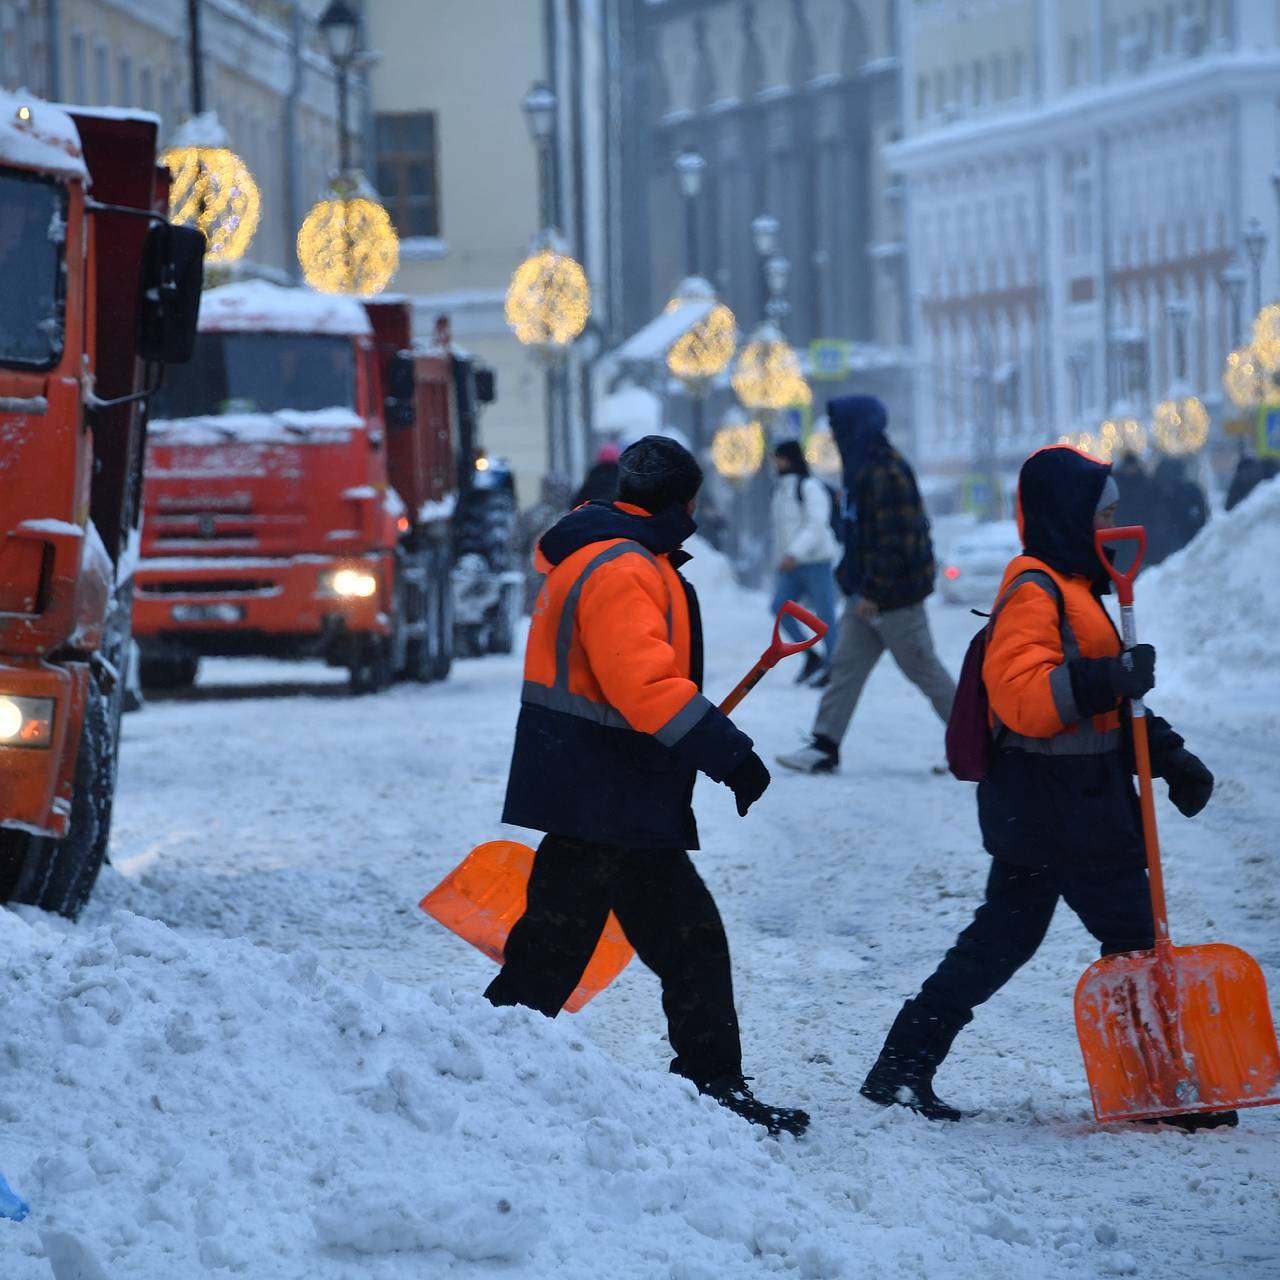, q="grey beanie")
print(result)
[617,435,703,512]
[1096,474,1120,513]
